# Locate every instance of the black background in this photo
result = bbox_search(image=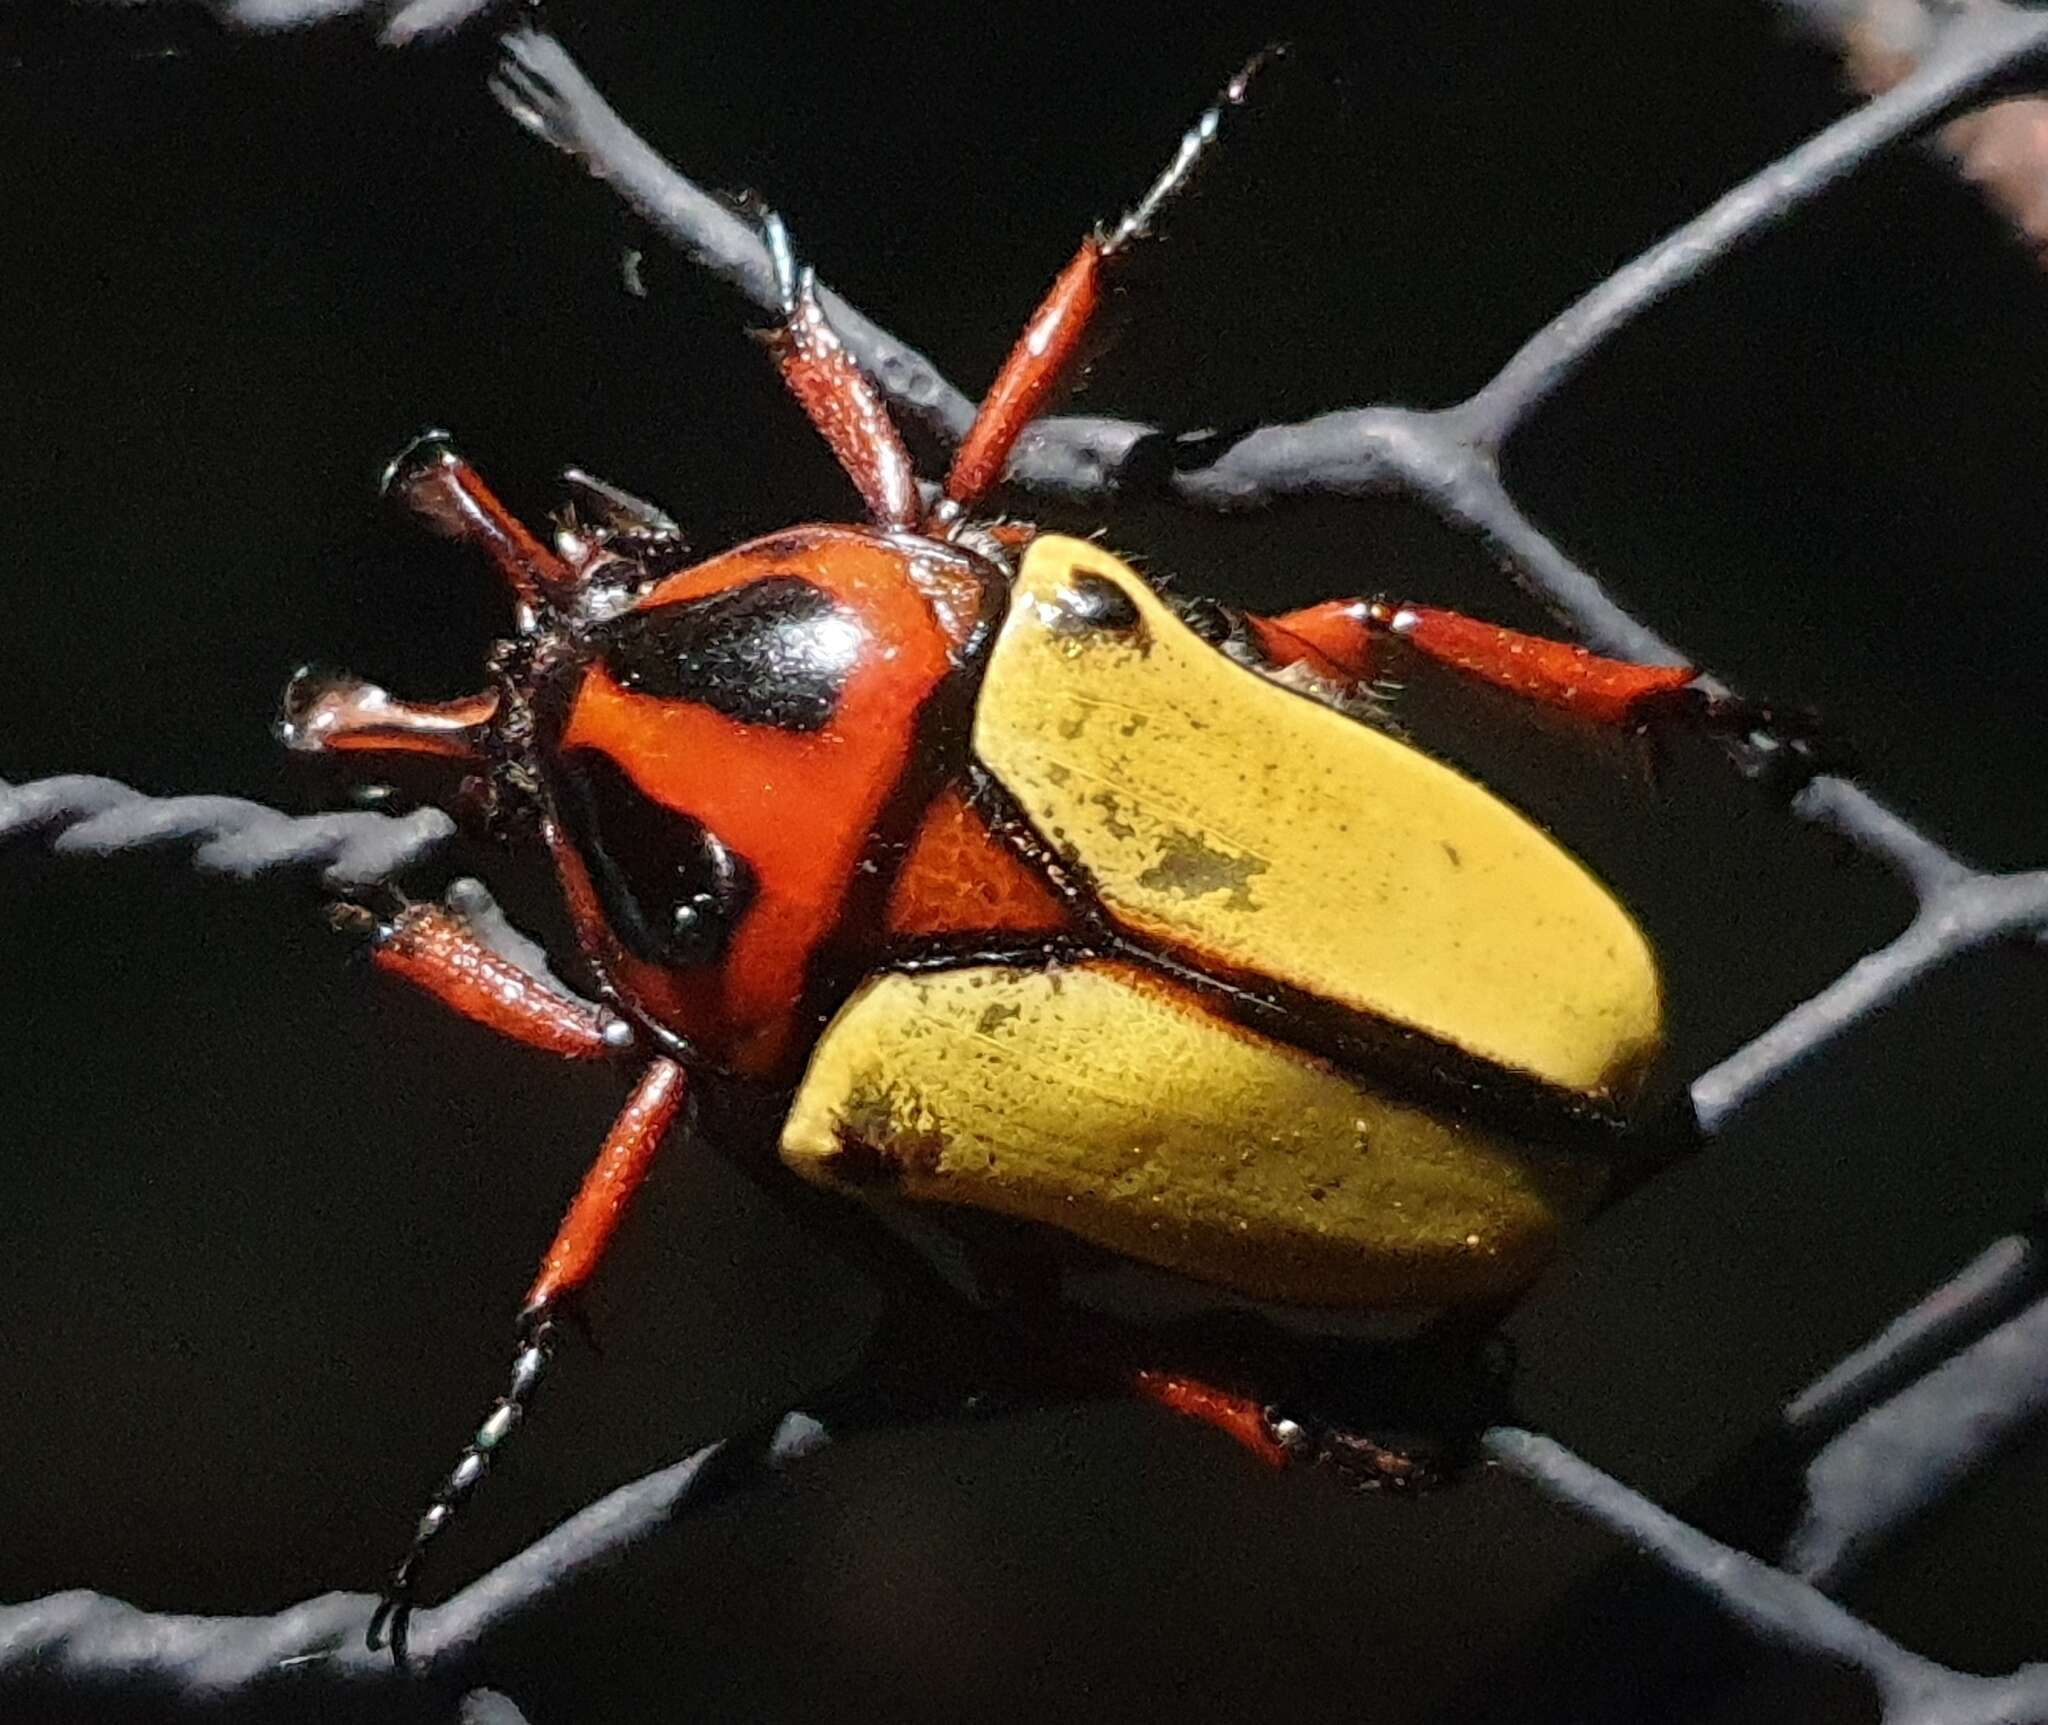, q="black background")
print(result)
[4,3,2047,1722]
